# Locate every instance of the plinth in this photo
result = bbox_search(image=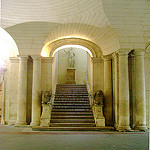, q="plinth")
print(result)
[93,105,105,127]
[67,68,76,84]
[40,104,51,127]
